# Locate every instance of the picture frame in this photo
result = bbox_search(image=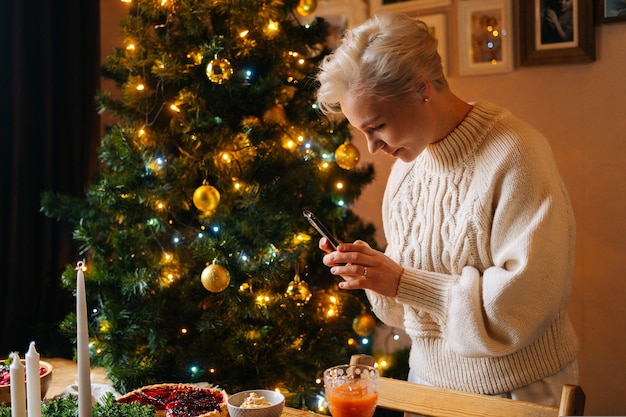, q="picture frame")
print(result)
[370,0,451,15]
[595,0,626,23]
[312,0,368,49]
[406,12,449,75]
[457,0,514,76]
[518,0,595,65]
